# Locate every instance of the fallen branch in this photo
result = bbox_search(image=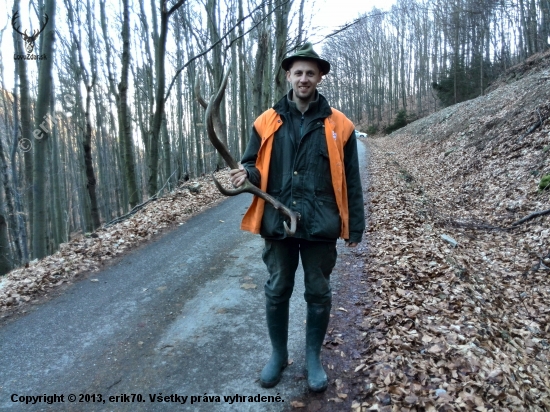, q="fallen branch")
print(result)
[443,218,506,232]
[511,207,550,227]
[104,169,179,228]
[442,208,550,231]
[517,106,547,142]
[517,119,542,143]
[104,197,157,228]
